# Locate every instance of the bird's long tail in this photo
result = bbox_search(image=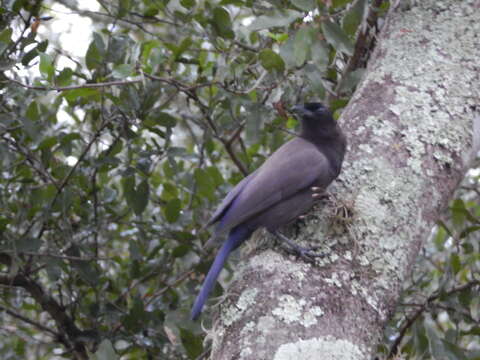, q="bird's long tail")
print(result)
[191,225,252,320]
